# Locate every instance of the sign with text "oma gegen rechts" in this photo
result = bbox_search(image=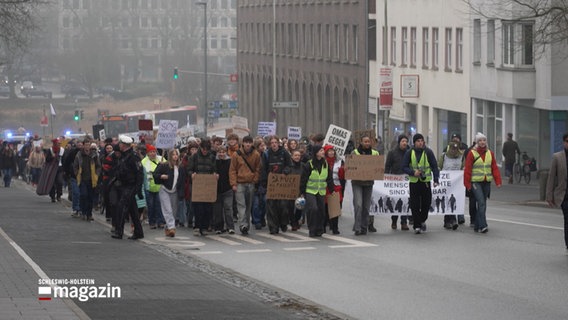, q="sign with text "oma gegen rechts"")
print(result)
[323,124,352,158]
